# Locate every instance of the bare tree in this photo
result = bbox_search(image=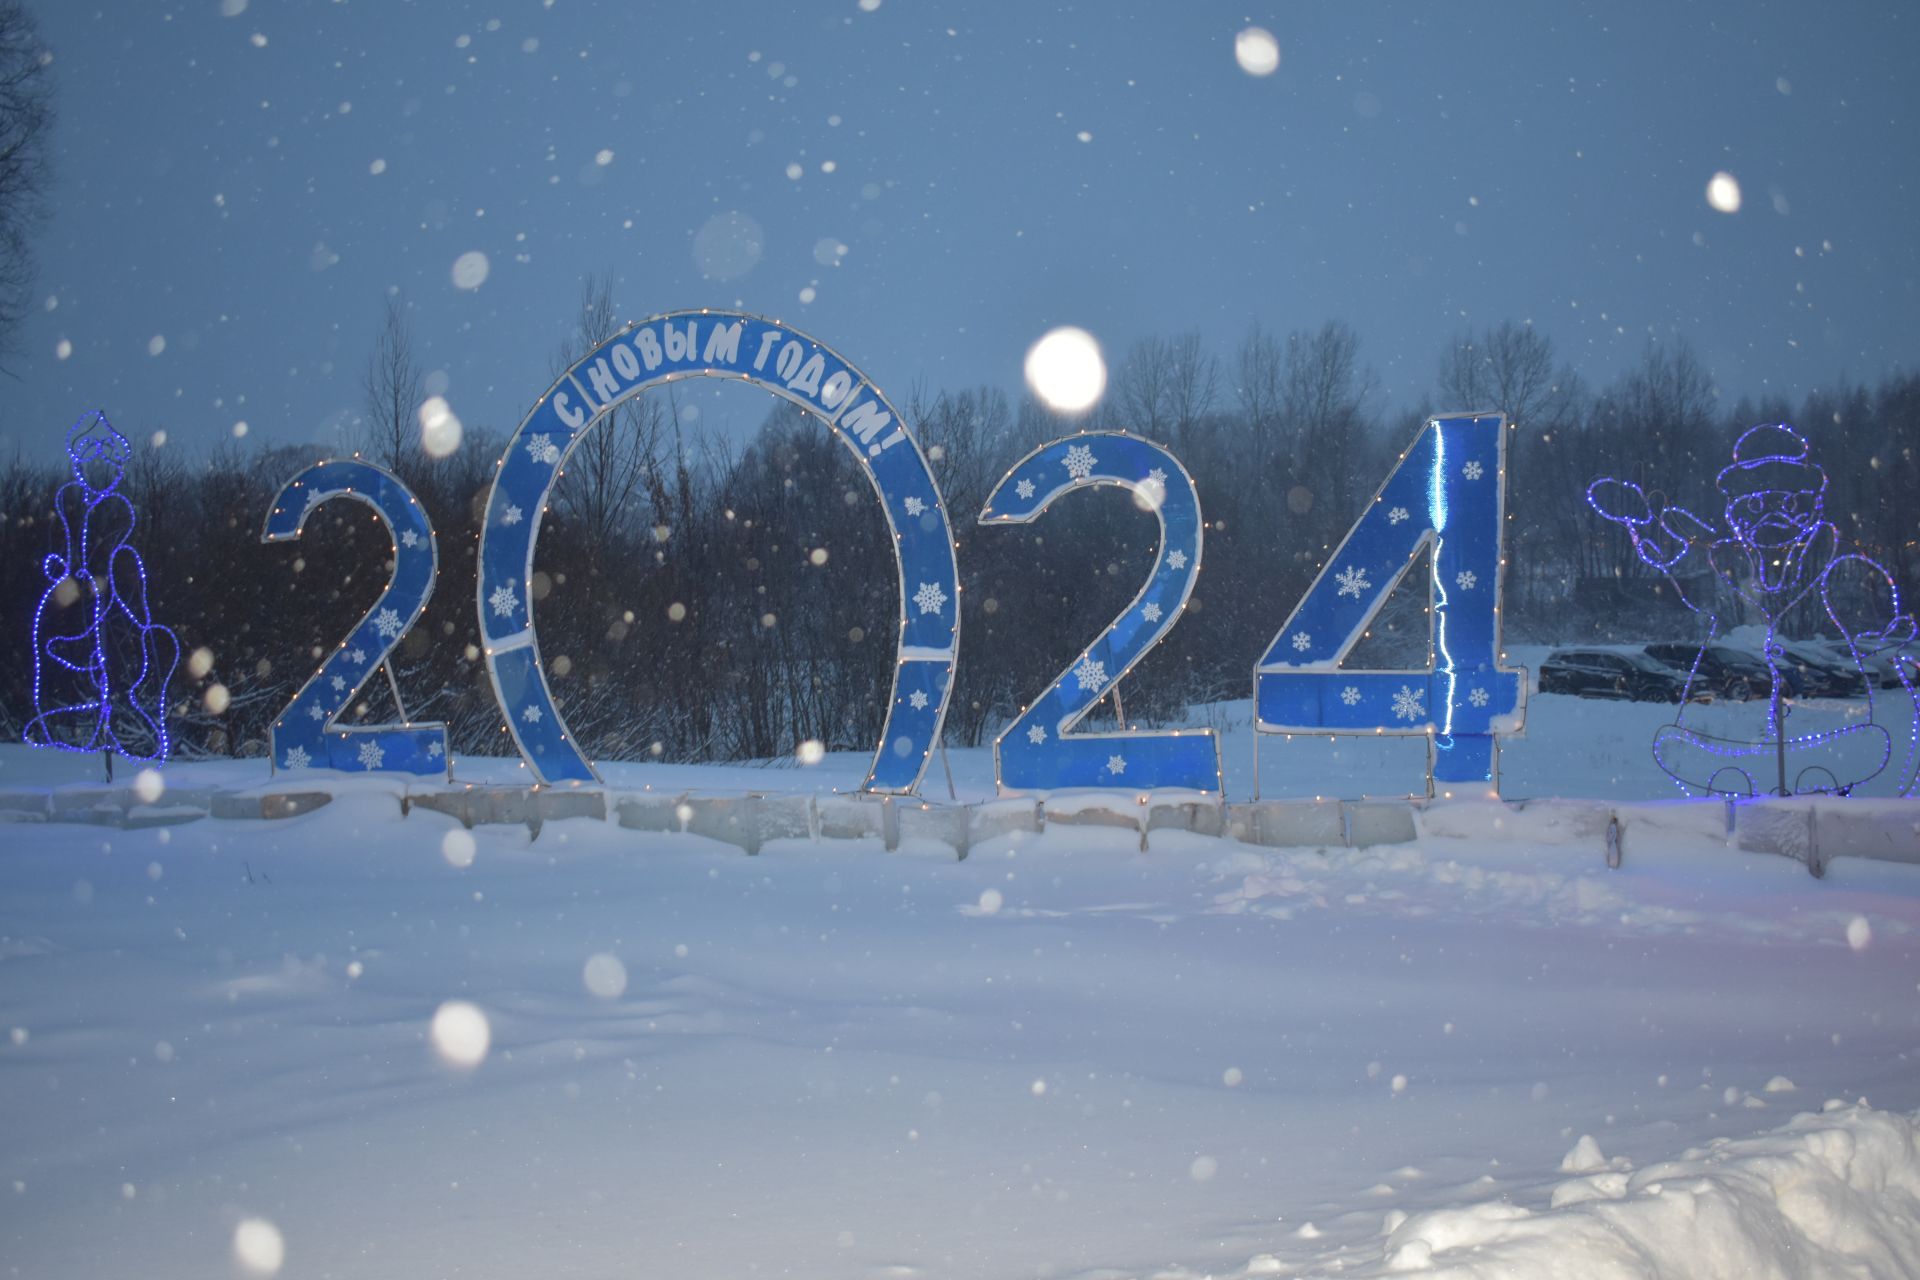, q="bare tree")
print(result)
[549,272,665,550]
[360,295,423,473]
[0,3,53,369]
